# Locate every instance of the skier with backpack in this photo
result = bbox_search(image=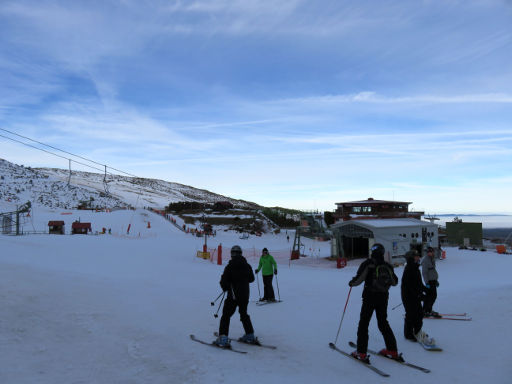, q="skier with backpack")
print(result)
[401,249,436,346]
[213,245,258,348]
[348,243,400,362]
[255,248,278,302]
